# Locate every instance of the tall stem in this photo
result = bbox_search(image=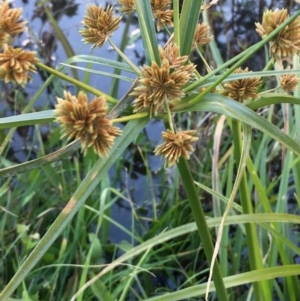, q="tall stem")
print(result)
[177,158,228,301]
[231,119,271,301]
